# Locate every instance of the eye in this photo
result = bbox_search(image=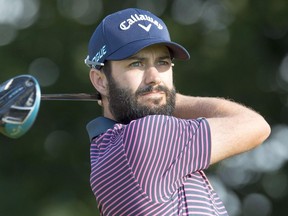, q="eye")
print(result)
[158,60,169,65]
[157,59,173,67]
[129,61,144,67]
